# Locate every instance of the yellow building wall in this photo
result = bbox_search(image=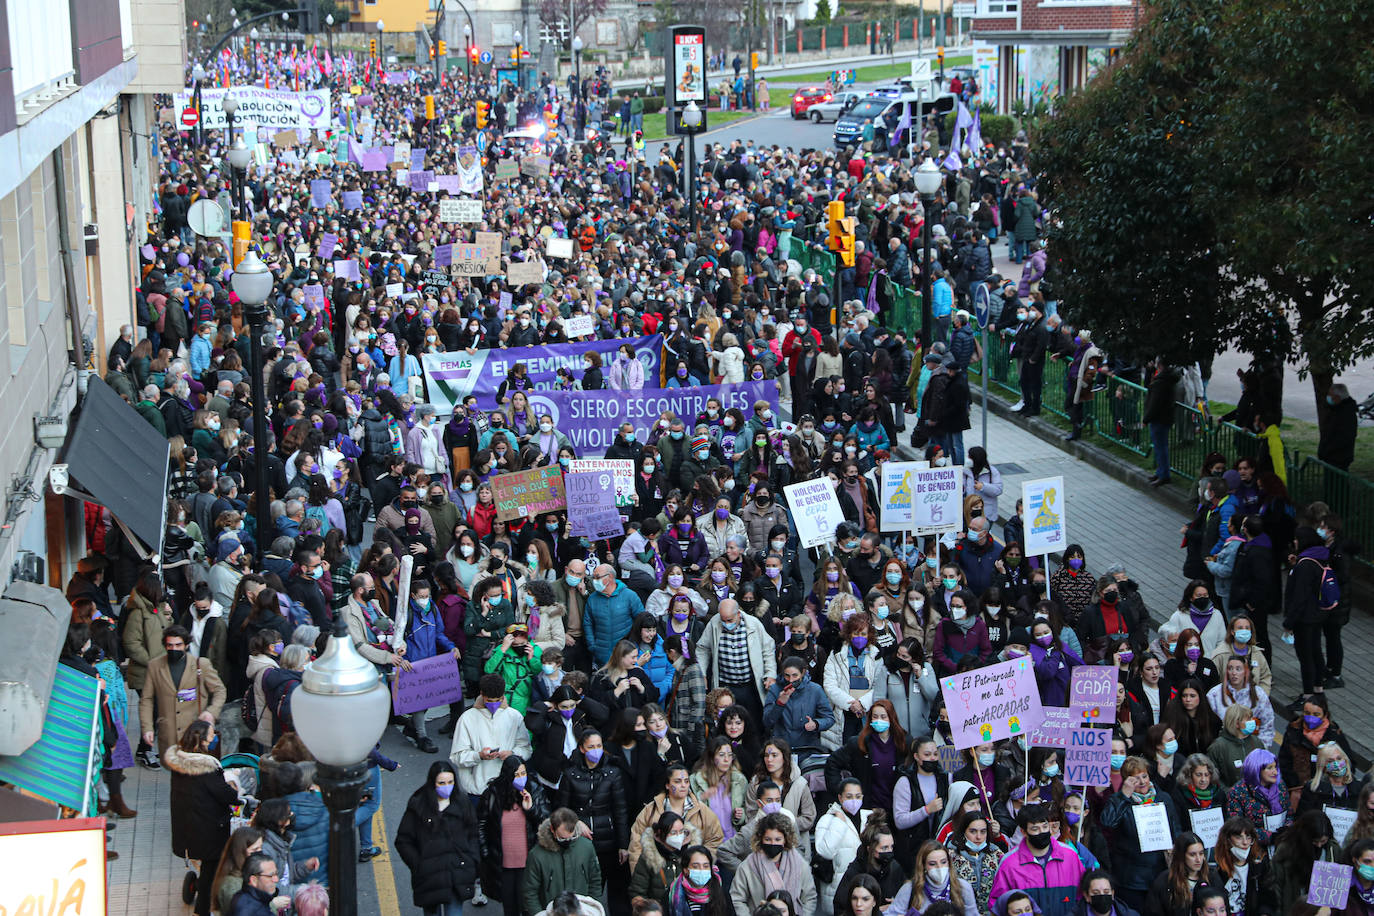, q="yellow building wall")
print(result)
[351,0,435,30]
